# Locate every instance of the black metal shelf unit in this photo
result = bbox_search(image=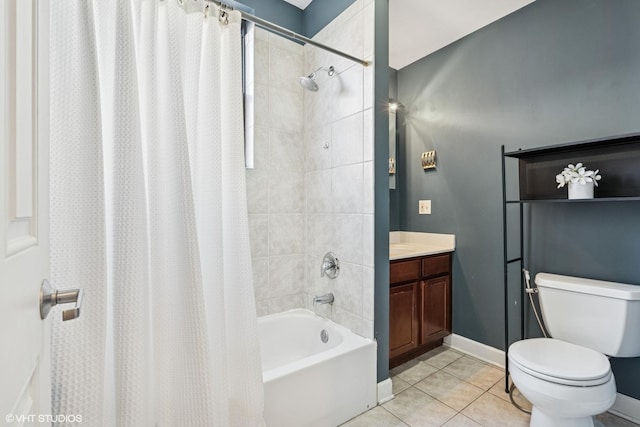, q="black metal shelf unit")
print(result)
[500,132,640,393]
